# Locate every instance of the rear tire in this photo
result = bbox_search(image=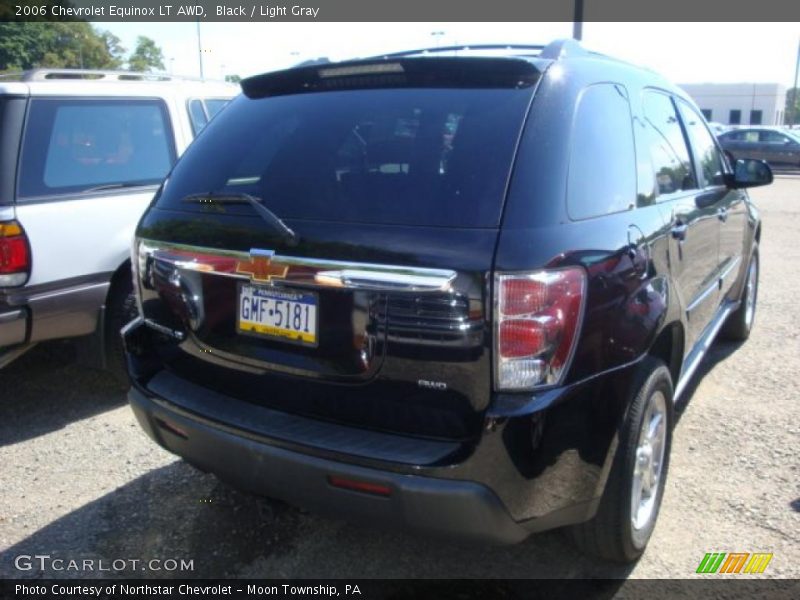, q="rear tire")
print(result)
[721,246,758,342]
[105,271,138,386]
[570,356,674,562]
